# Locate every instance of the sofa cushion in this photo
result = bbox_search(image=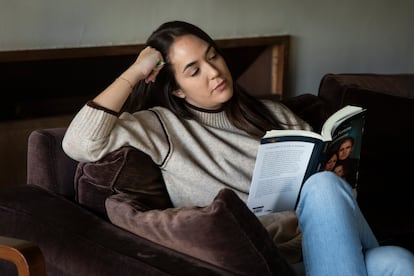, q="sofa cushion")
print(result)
[106,188,296,276]
[74,146,173,218]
